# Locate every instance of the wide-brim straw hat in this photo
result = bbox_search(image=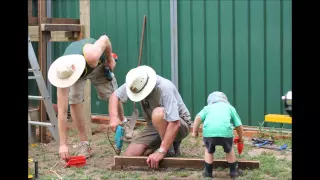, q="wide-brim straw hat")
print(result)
[48,54,86,88]
[125,65,157,102]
